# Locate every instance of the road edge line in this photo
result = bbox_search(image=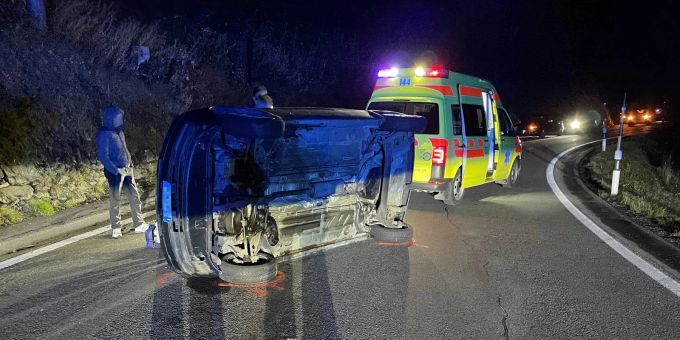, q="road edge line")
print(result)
[546,139,680,298]
[0,211,155,271]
